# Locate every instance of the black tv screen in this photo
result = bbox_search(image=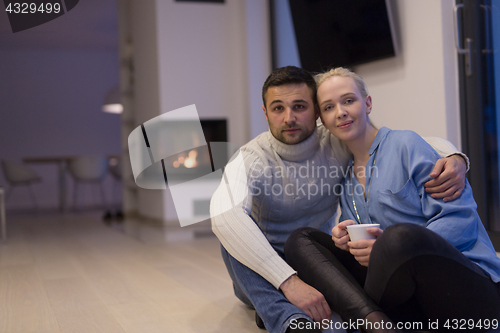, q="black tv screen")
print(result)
[288,0,395,73]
